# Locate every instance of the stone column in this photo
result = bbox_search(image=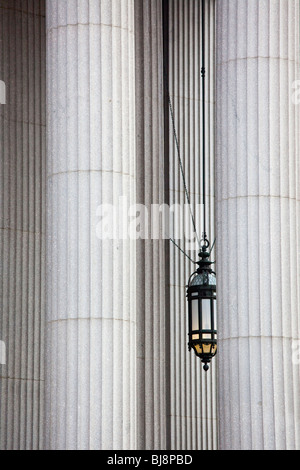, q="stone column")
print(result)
[166,0,217,450]
[0,0,46,450]
[46,0,137,450]
[134,0,167,450]
[46,0,167,450]
[216,0,300,450]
